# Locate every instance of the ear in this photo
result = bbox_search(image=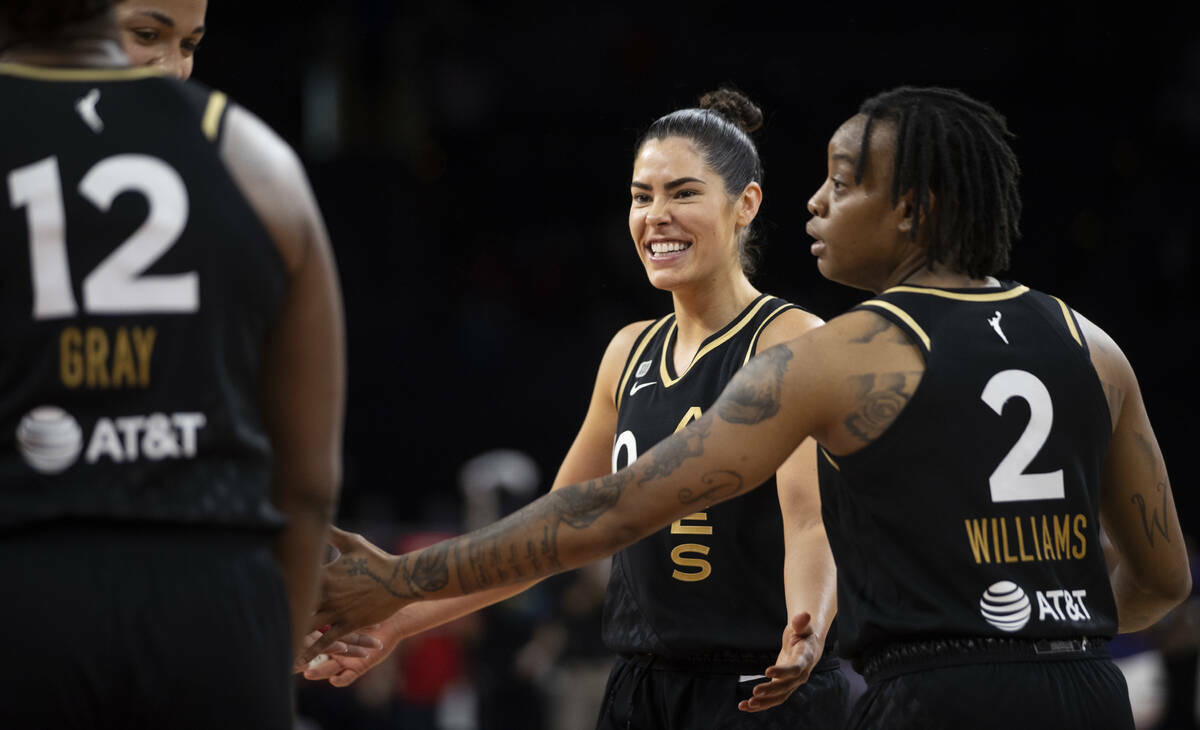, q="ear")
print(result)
[895,190,935,236]
[736,182,764,227]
